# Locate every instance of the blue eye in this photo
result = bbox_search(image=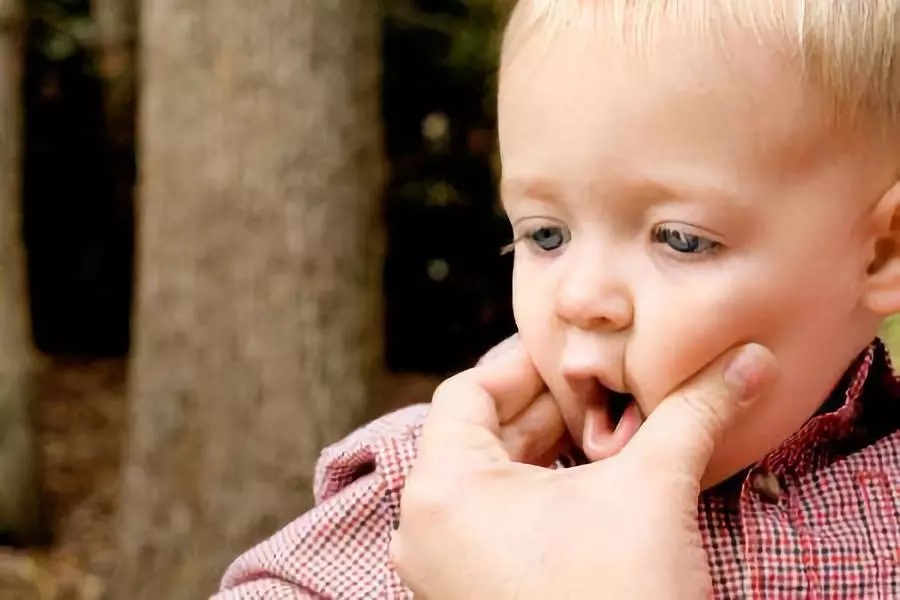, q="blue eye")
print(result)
[527,225,570,252]
[652,225,719,254]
